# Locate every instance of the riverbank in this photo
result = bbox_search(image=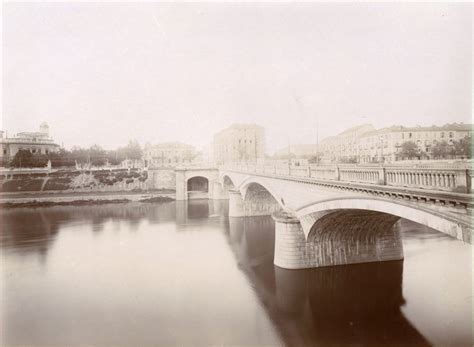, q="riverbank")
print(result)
[0,190,175,208]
